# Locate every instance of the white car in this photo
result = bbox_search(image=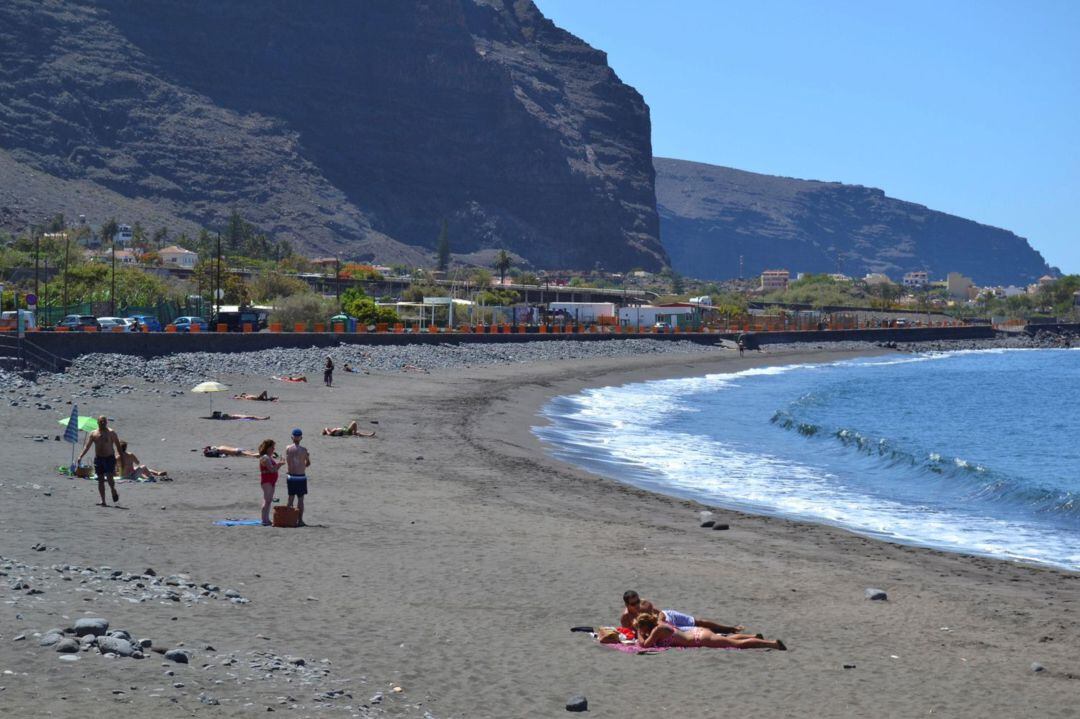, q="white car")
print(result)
[97,316,135,332]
